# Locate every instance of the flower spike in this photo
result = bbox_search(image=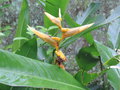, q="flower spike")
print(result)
[28,26,59,50]
[62,23,94,39]
[44,12,62,28]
